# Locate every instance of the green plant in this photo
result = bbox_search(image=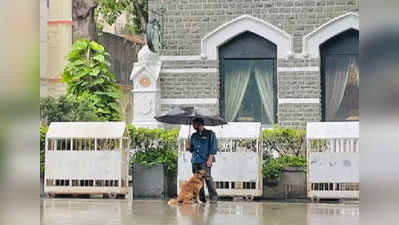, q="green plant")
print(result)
[262,156,307,186]
[61,39,121,121]
[310,139,328,152]
[128,125,179,176]
[262,125,306,157]
[40,95,101,126]
[40,126,48,173]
